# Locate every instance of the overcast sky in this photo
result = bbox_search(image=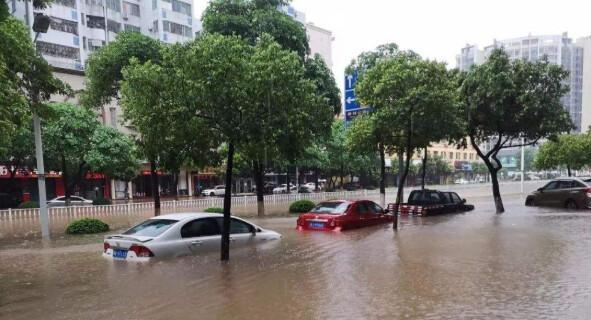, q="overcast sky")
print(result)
[196,0,591,90]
